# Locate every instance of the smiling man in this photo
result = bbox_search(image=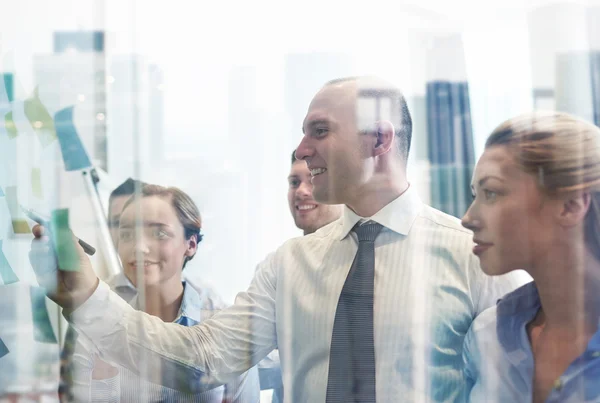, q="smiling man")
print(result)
[259,150,343,402]
[287,150,342,235]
